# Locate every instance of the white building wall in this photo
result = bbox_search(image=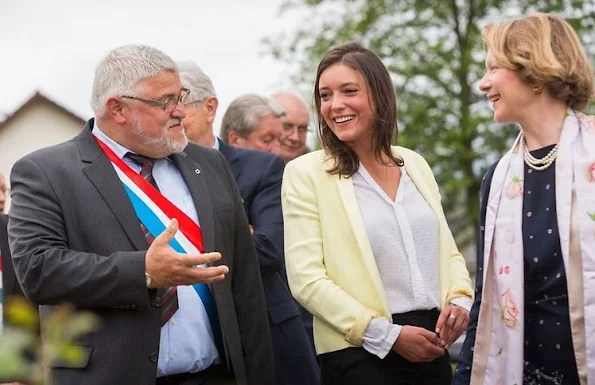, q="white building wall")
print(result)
[0,101,84,209]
